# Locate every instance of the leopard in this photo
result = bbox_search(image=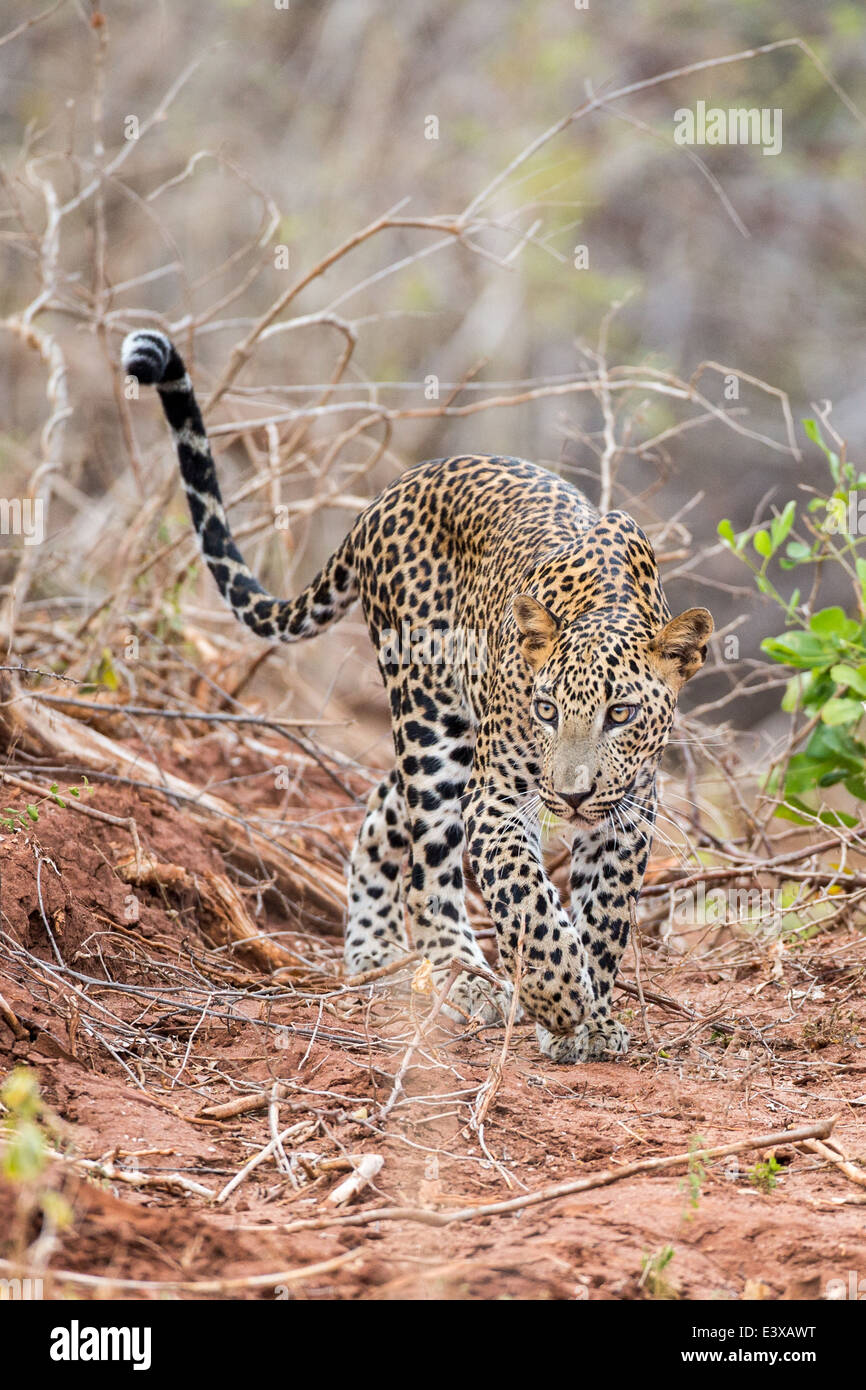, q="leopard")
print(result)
[121,329,713,1063]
